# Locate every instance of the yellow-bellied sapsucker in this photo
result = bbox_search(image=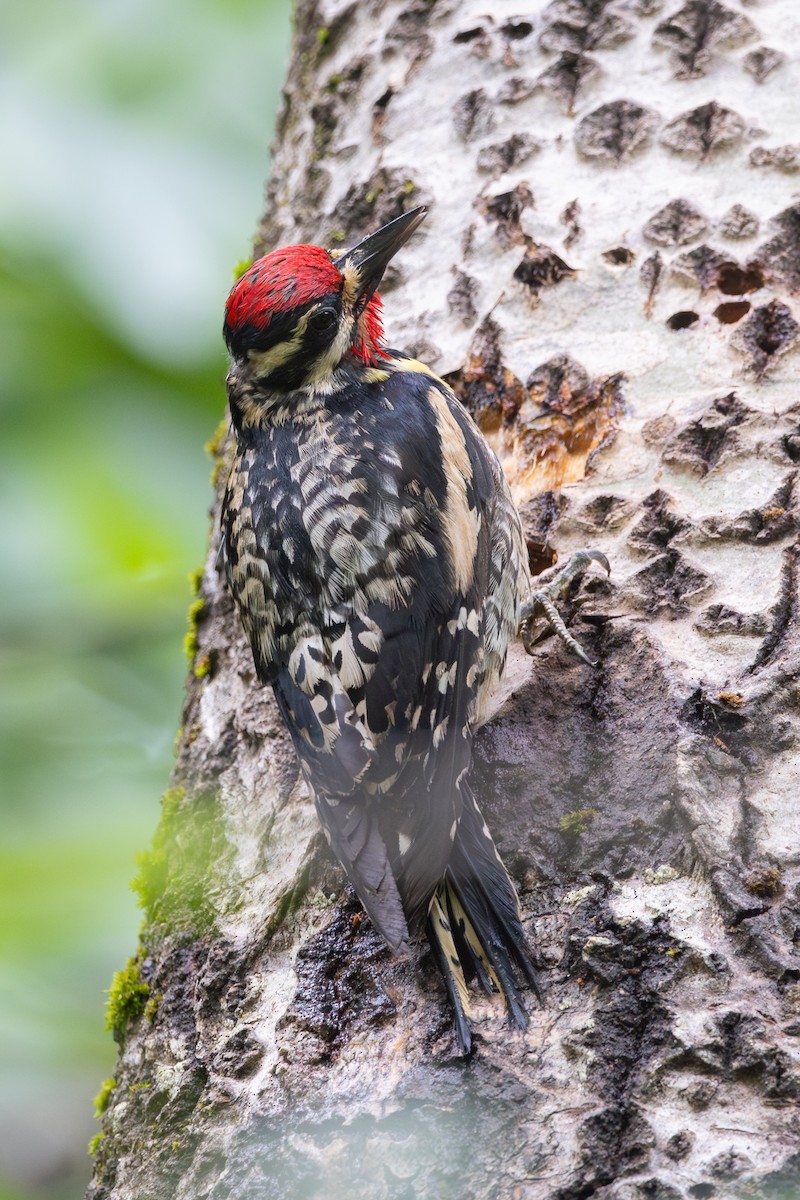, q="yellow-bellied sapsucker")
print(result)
[220,206,602,1051]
